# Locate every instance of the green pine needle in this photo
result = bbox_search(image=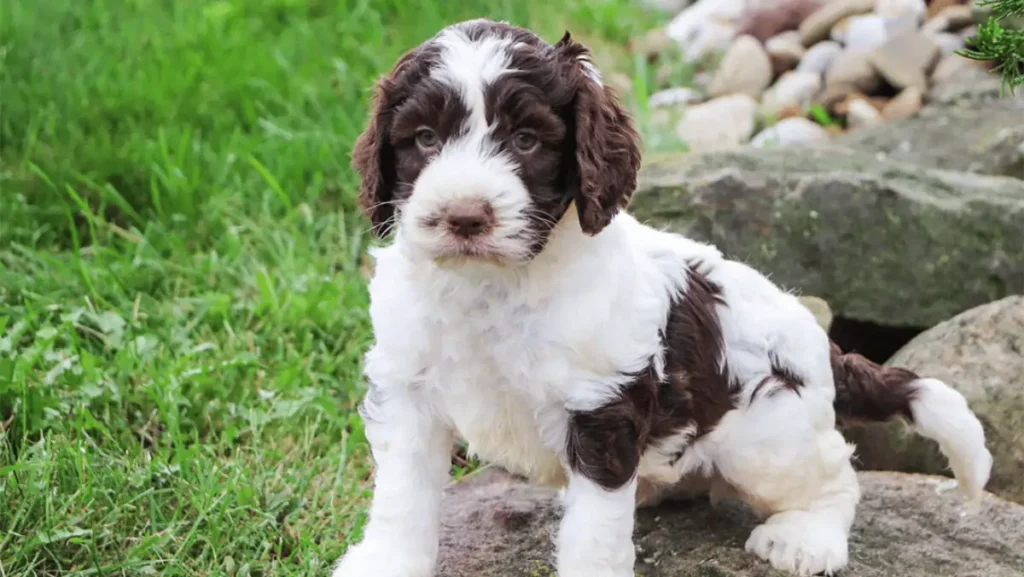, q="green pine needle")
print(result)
[959,18,1024,94]
[977,0,1024,20]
